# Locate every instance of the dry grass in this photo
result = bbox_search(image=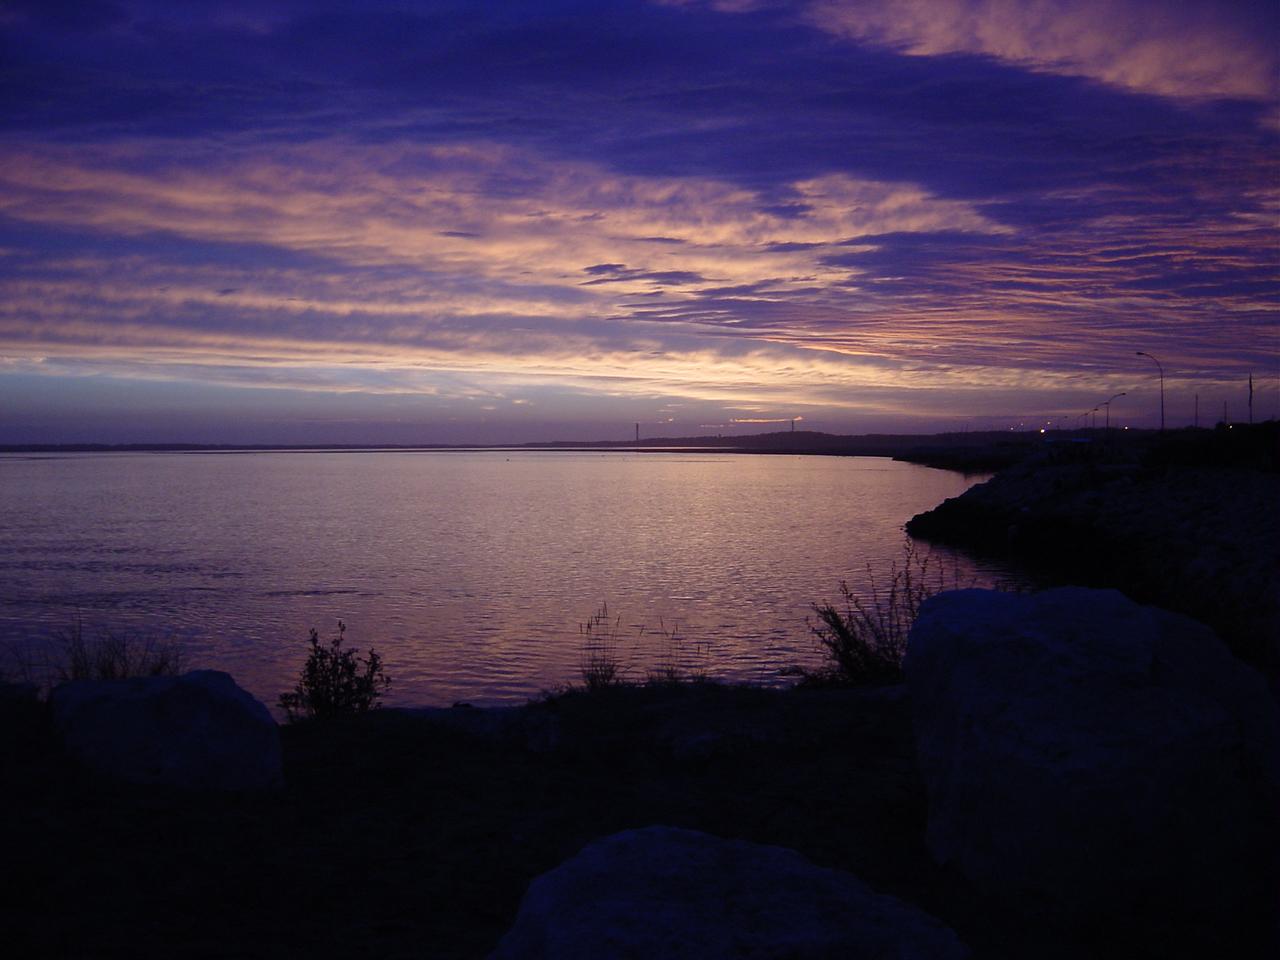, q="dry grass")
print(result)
[577,605,714,692]
[45,618,186,686]
[807,542,963,686]
[578,604,629,691]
